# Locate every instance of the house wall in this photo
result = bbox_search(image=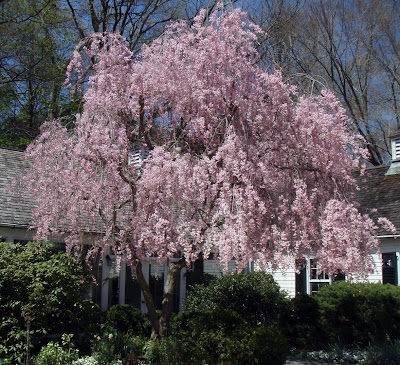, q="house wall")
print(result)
[270,266,297,298]
[265,238,400,298]
[3,223,399,310]
[0,226,35,243]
